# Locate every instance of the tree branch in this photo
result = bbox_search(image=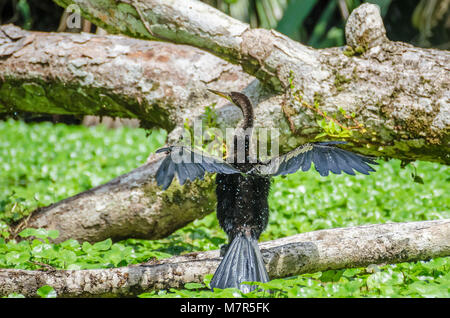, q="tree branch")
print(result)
[0,24,253,129]
[3,2,450,162]
[11,153,218,243]
[1,220,448,297]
